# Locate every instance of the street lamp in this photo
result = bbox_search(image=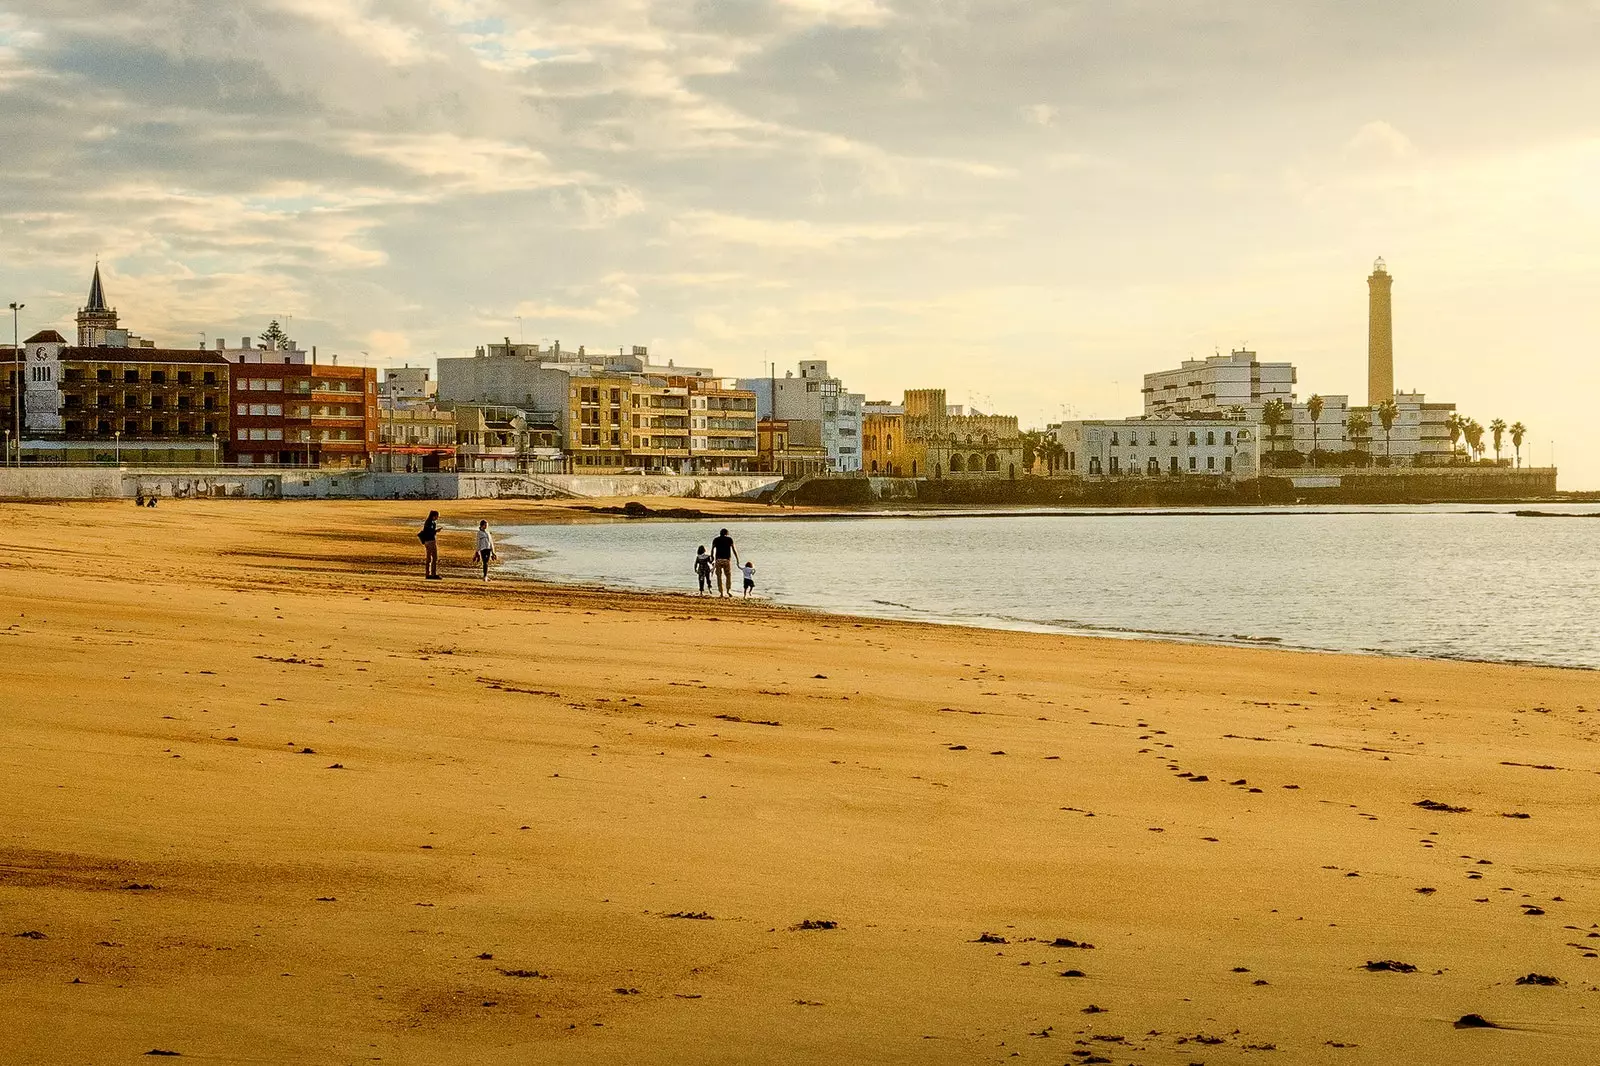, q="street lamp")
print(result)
[8,301,22,467]
[114,430,120,466]
[211,432,219,469]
